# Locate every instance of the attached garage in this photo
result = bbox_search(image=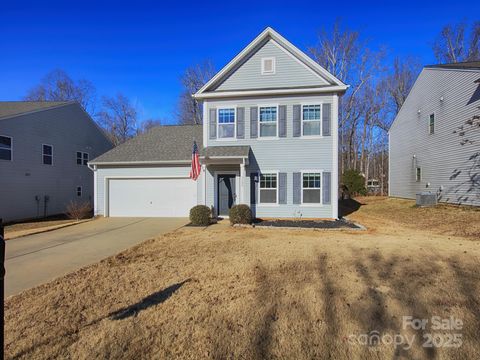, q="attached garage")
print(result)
[89,125,203,218]
[107,177,197,217]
